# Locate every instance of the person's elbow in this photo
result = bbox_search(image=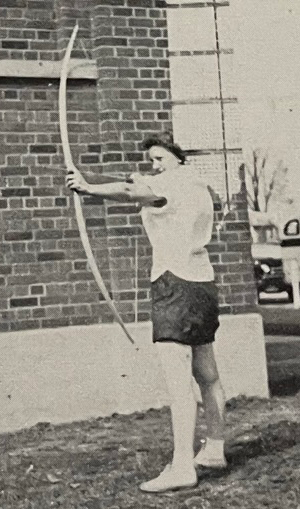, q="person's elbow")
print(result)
[123,183,154,203]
